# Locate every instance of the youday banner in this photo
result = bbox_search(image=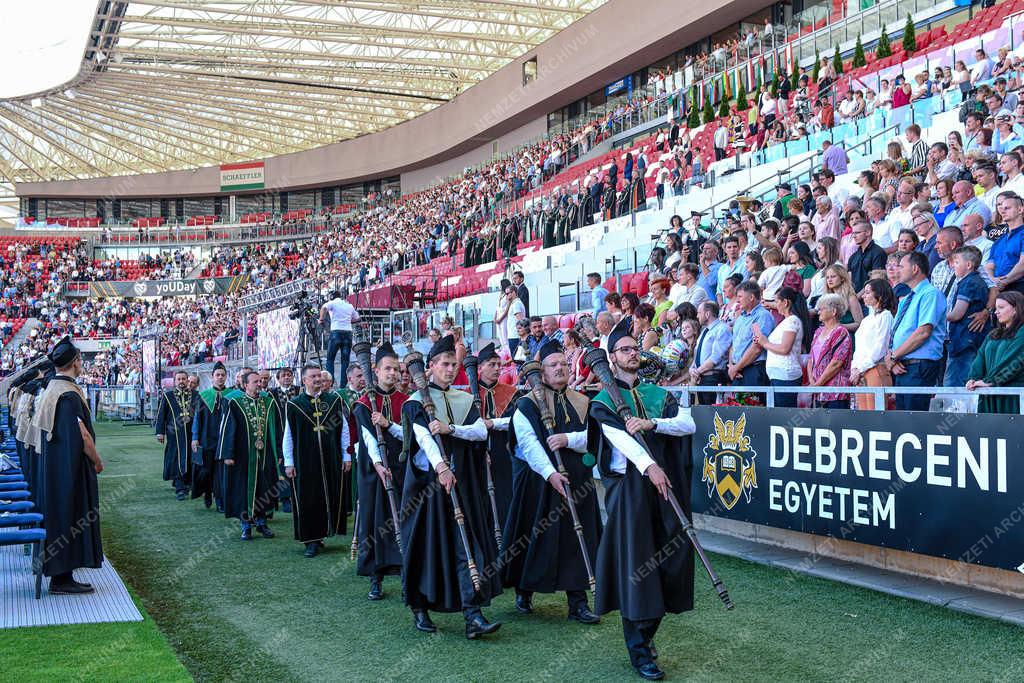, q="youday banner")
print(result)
[88,276,248,298]
[690,406,1024,571]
